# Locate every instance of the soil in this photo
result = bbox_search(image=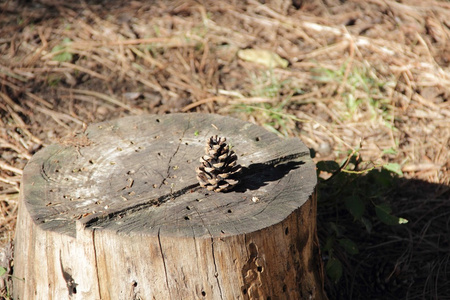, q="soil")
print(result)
[0,0,449,299]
